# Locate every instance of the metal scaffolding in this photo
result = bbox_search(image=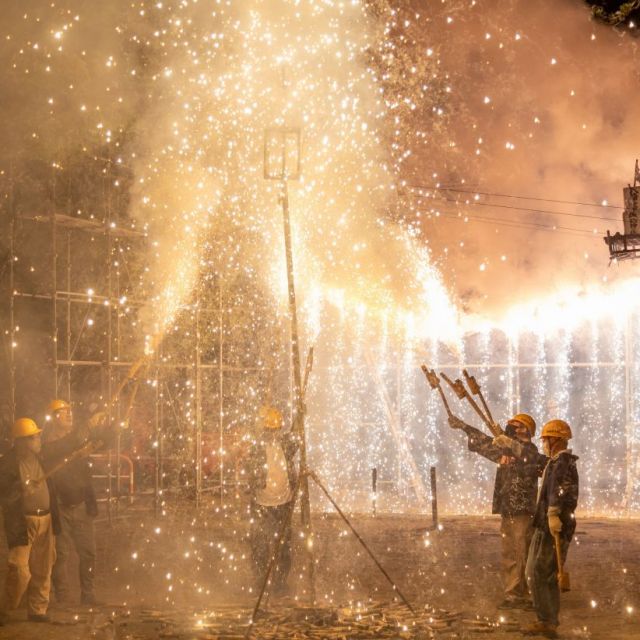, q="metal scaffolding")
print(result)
[2,157,256,517]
